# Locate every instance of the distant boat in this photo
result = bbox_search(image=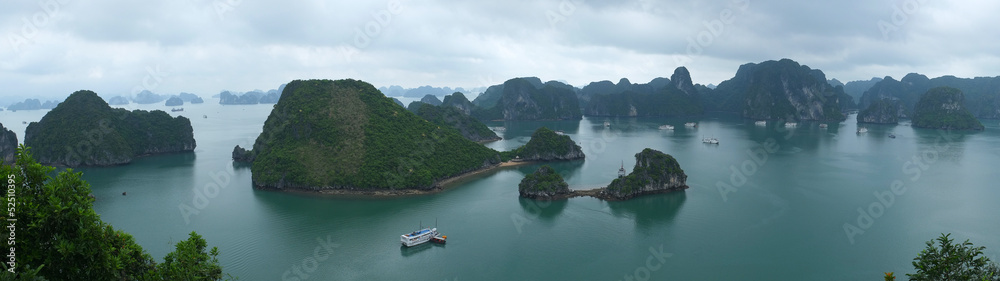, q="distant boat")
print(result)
[685,122,697,128]
[22,121,27,124]
[755,121,766,126]
[819,123,828,129]
[658,124,674,130]
[203,115,208,118]
[490,126,506,132]
[702,136,719,144]
[857,127,868,134]
[604,121,611,127]
[784,122,798,128]
[555,130,566,135]
[888,133,896,139]
[171,108,184,112]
